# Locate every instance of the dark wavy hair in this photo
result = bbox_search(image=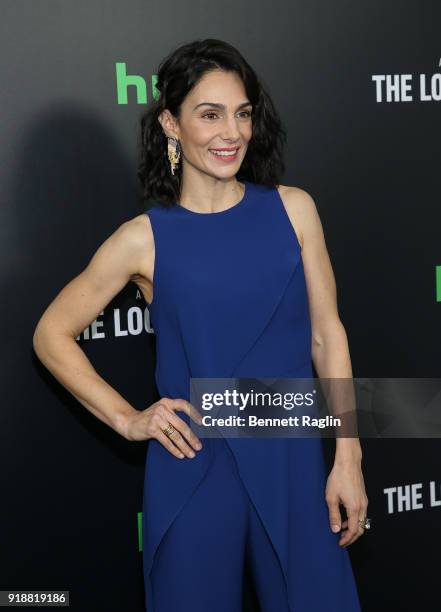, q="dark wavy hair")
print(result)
[137,38,287,208]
